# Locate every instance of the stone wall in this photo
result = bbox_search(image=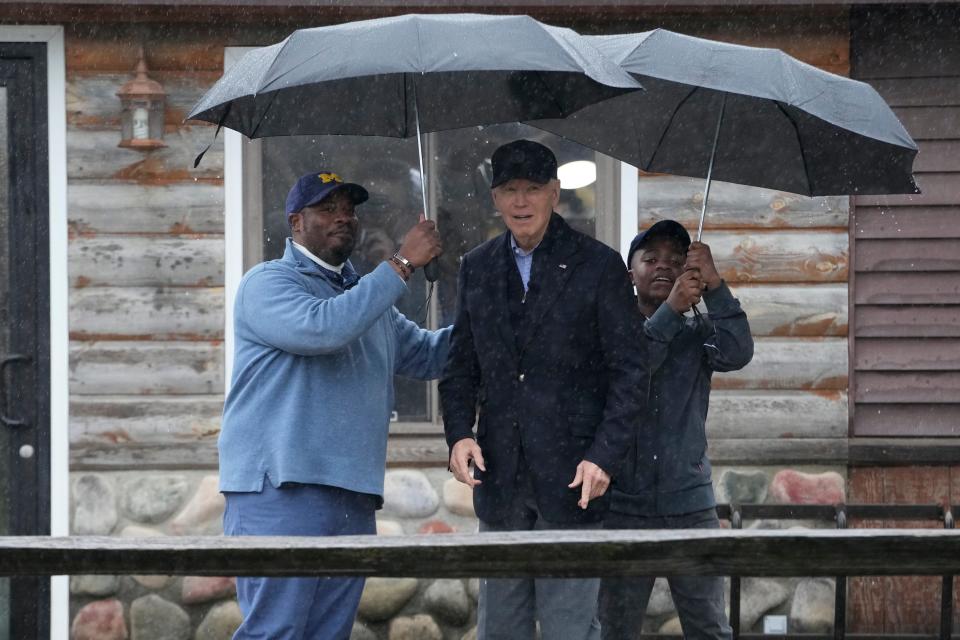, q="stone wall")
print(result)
[69,466,849,639]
